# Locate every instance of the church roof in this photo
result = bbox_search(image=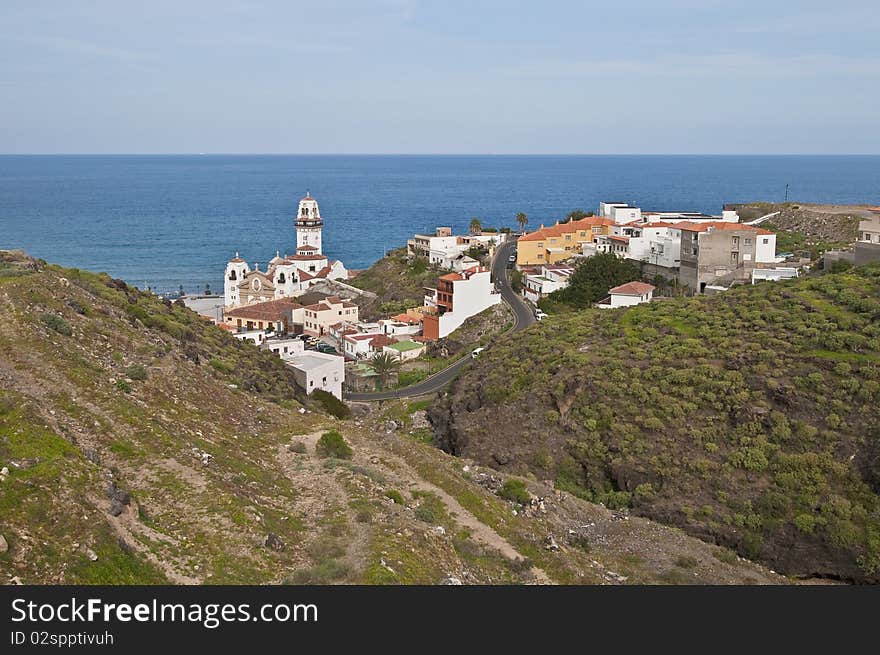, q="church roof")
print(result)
[224,298,302,321]
[286,254,327,262]
[297,245,318,252]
